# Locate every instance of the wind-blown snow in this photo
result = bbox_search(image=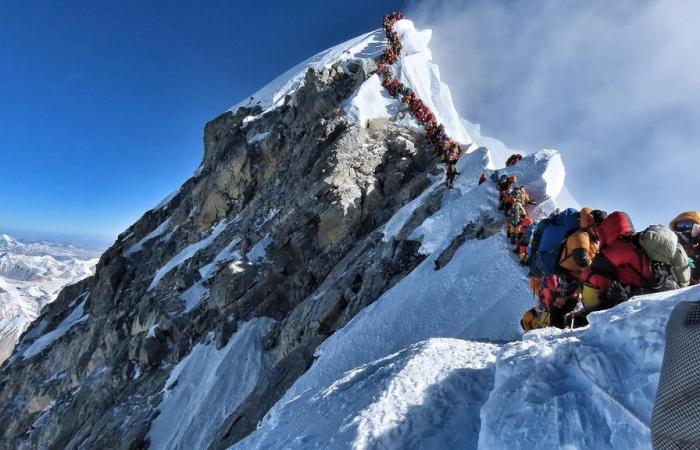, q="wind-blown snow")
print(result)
[462,119,513,170]
[148,318,274,450]
[148,219,230,291]
[21,297,89,360]
[392,20,472,146]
